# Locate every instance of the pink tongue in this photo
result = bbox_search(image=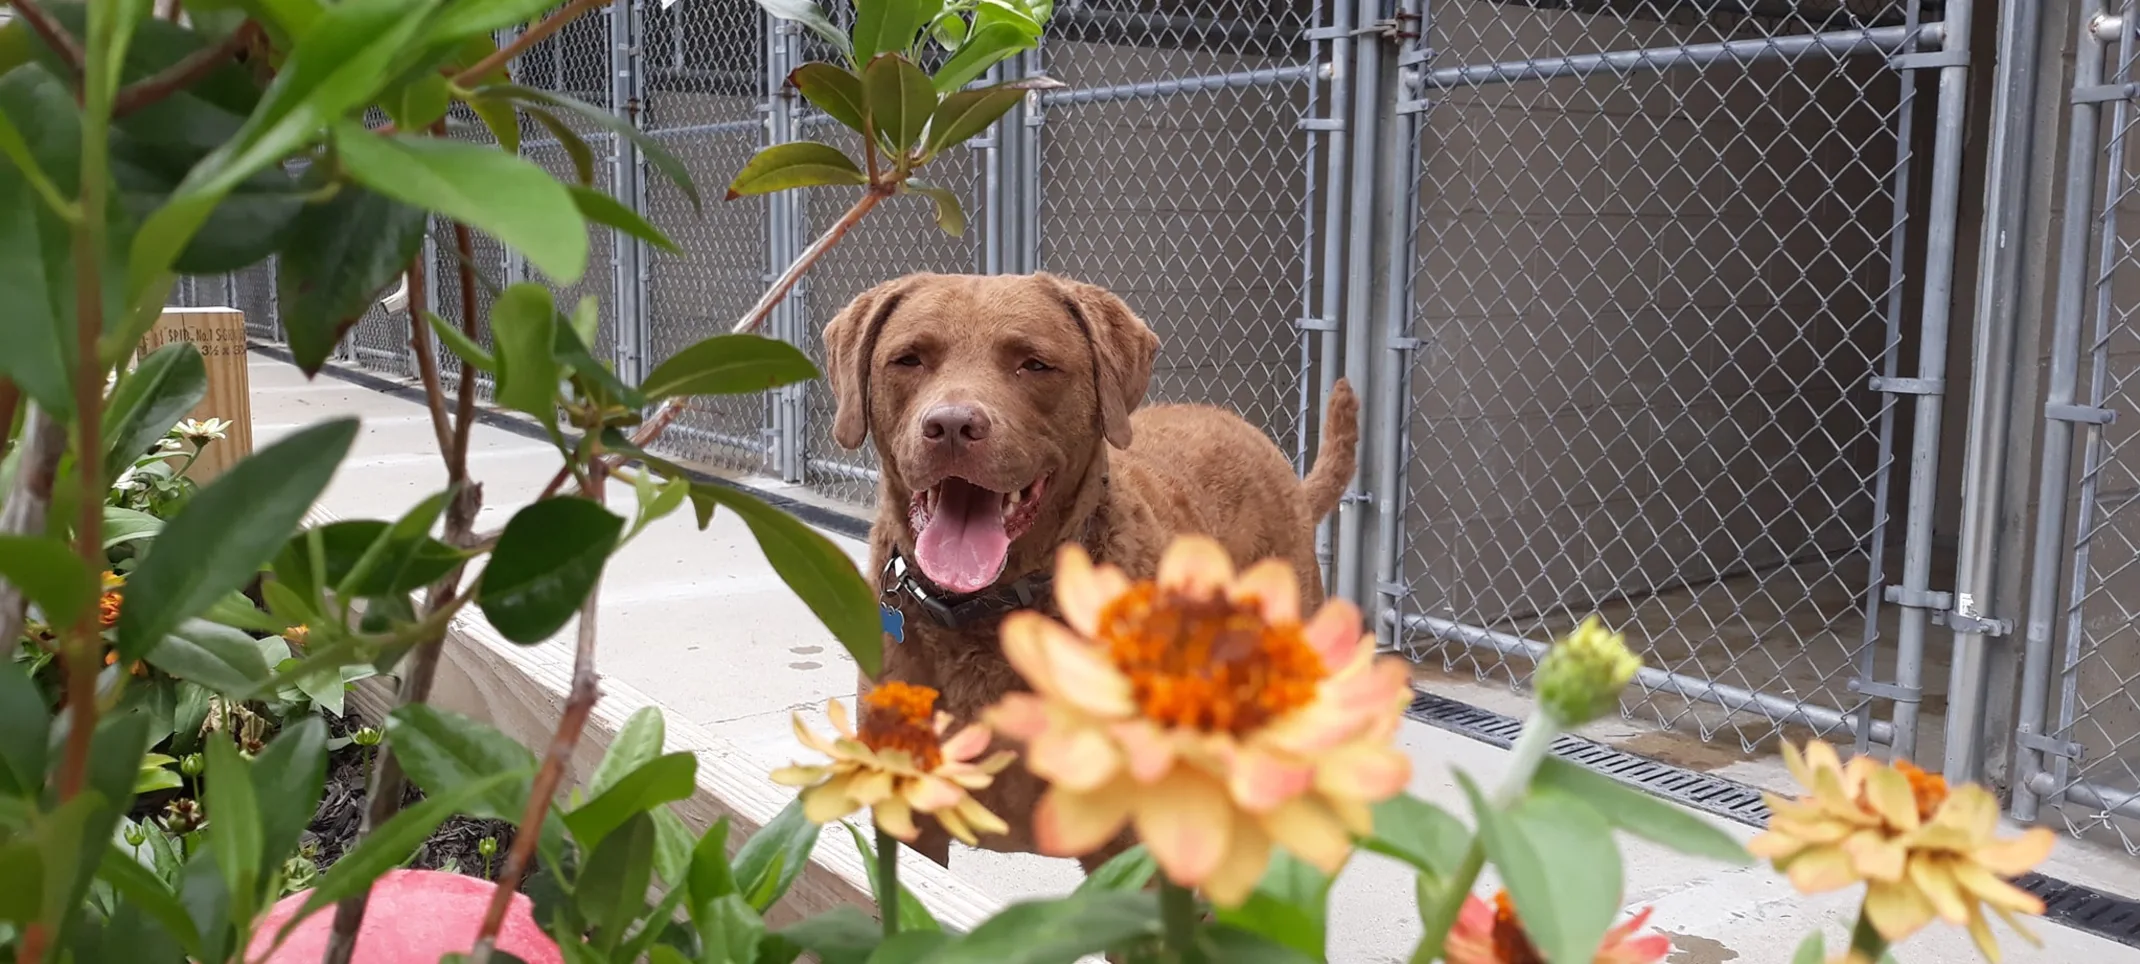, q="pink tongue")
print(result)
[915,482,1010,594]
